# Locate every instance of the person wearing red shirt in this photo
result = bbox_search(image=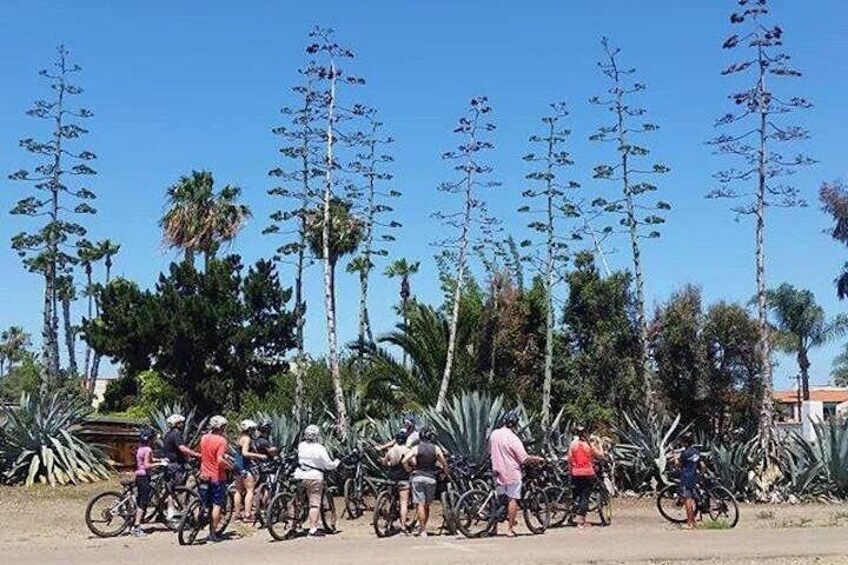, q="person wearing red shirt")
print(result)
[199,415,232,542]
[567,425,605,529]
